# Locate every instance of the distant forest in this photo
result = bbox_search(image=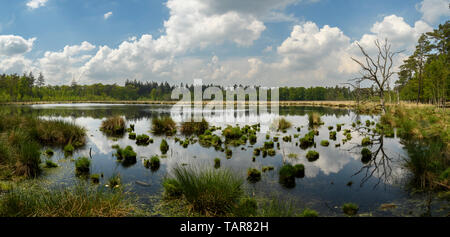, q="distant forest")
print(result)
[0,22,447,103]
[0,74,360,102]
